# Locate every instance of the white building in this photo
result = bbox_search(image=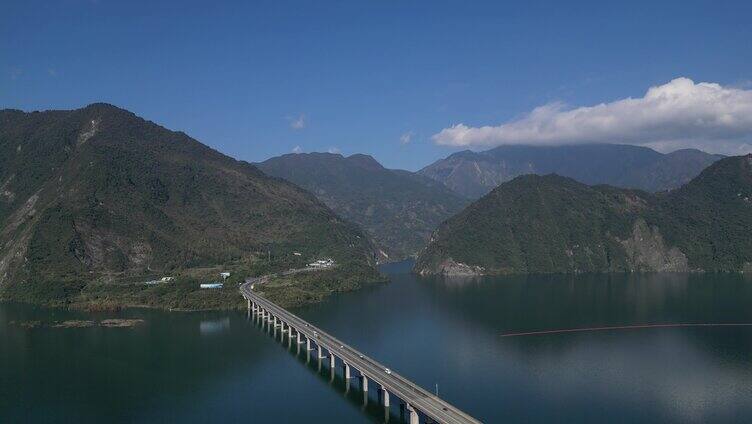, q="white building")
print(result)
[308,258,335,268]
